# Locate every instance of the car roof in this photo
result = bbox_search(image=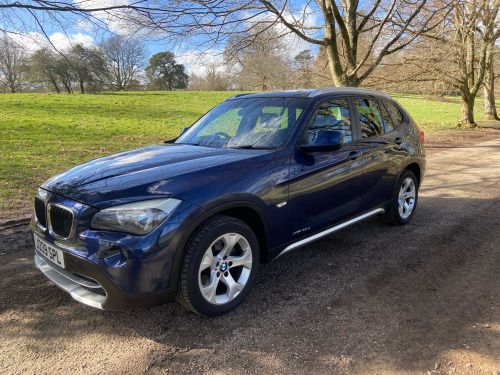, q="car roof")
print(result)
[226,87,393,101]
